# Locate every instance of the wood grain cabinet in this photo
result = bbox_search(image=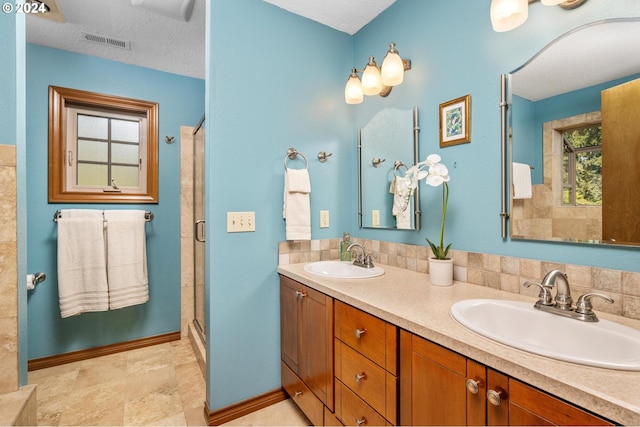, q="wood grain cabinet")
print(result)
[280,275,334,425]
[399,330,613,426]
[334,301,398,426]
